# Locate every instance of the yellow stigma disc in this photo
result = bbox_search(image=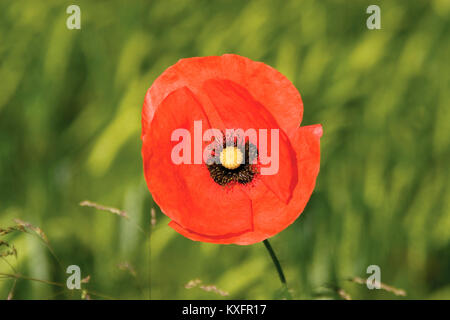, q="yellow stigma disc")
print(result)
[220,147,243,170]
